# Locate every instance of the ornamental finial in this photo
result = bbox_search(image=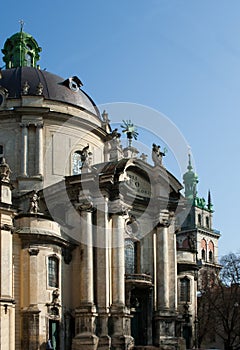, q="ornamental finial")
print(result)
[121,120,138,147]
[187,147,193,171]
[19,20,25,32]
